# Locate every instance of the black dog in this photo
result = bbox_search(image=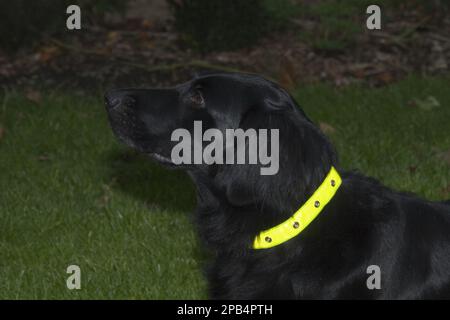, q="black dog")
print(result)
[105,73,450,299]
